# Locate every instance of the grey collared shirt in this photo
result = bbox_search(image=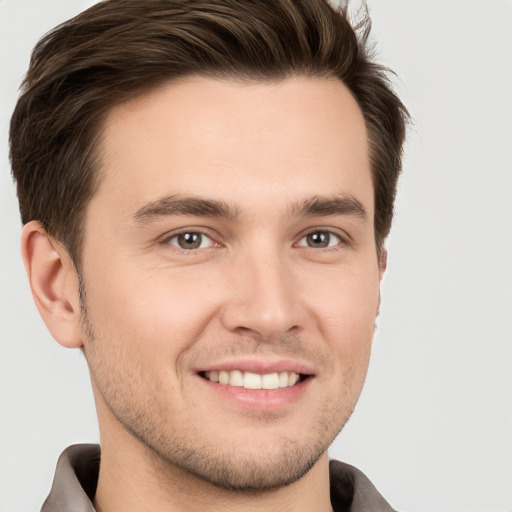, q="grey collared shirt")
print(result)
[41,444,396,512]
